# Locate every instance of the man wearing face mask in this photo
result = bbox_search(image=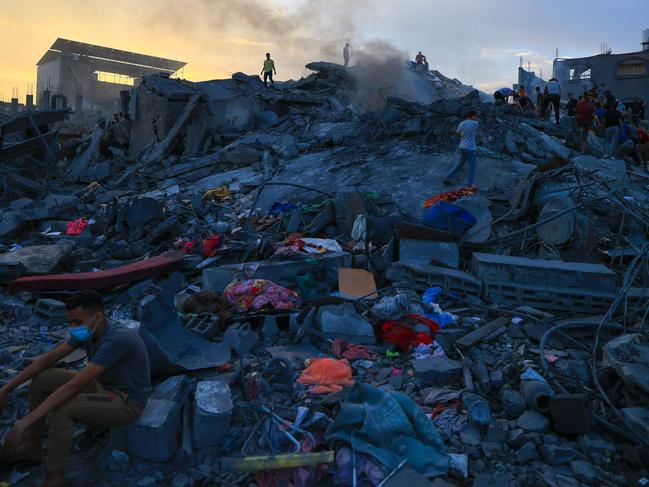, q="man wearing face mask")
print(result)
[0,290,152,487]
